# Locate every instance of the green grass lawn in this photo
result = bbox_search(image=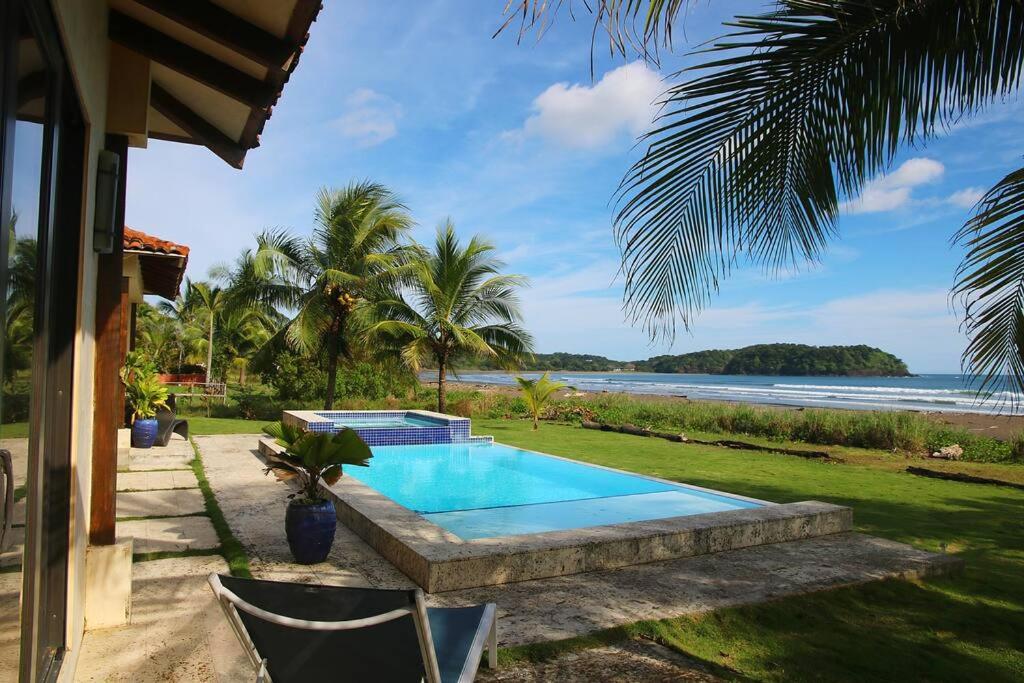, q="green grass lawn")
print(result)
[178,414,1023,680]
[475,419,1024,682]
[187,416,273,435]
